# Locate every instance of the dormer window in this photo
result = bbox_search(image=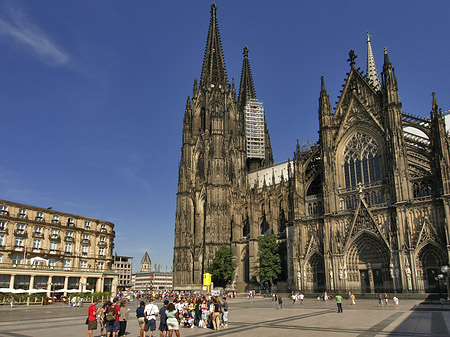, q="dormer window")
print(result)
[52,215,60,224]
[18,209,26,219]
[68,218,74,226]
[84,221,91,230]
[100,224,107,233]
